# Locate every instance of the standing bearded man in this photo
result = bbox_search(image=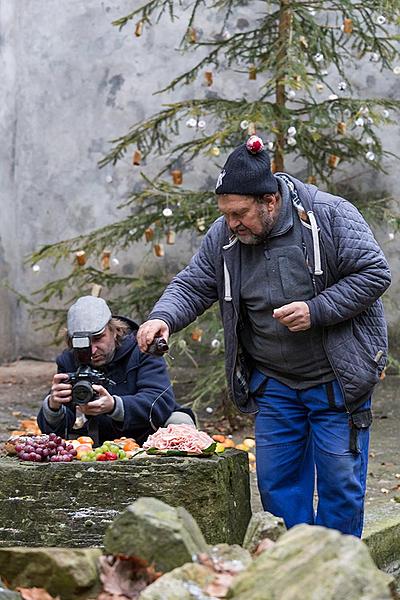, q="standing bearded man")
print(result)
[137,135,391,537]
